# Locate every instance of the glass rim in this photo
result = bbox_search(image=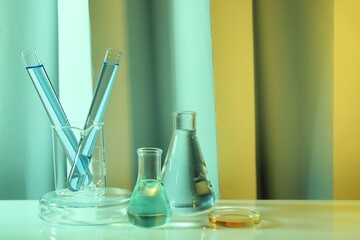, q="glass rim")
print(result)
[105,48,123,65]
[172,111,197,117]
[50,122,104,130]
[137,147,163,155]
[20,48,42,67]
[20,48,37,57]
